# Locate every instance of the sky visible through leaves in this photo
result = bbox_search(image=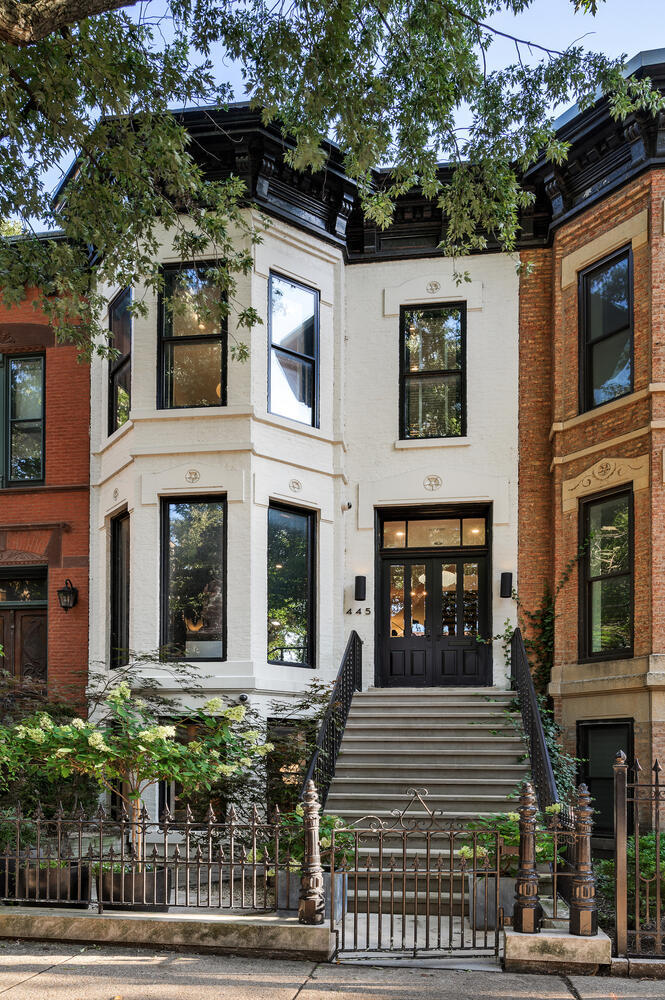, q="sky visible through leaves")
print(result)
[34,0,665,229]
